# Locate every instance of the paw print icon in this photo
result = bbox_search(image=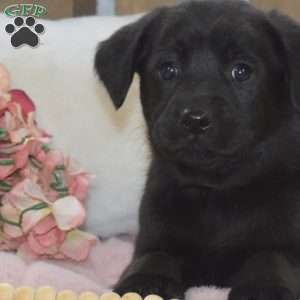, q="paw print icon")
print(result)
[5,16,44,48]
